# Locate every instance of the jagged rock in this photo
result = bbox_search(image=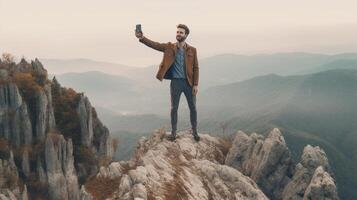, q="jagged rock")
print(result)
[1,58,114,200]
[0,83,22,108]
[89,130,269,200]
[80,185,94,200]
[303,166,339,200]
[31,58,47,77]
[0,83,32,147]
[36,158,47,184]
[0,61,55,144]
[117,174,133,197]
[97,161,124,178]
[34,83,56,142]
[21,185,28,200]
[44,83,56,132]
[96,119,114,158]
[14,58,31,73]
[0,189,17,200]
[282,145,334,200]
[13,102,32,146]
[77,94,93,147]
[76,94,113,158]
[225,128,294,199]
[21,148,30,178]
[45,133,80,200]
[0,152,28,200]
[0,151,18,188]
